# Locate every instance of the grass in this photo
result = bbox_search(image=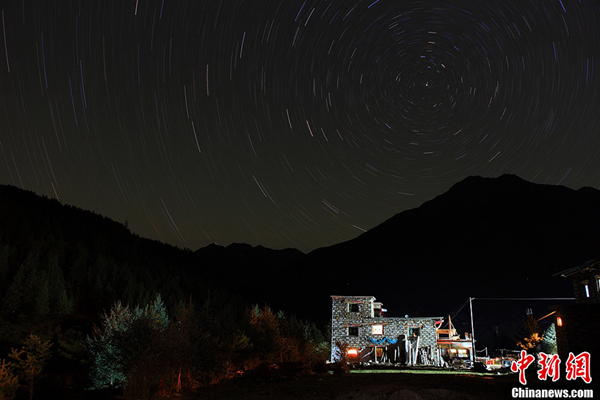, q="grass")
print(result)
[350,368,499,375]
